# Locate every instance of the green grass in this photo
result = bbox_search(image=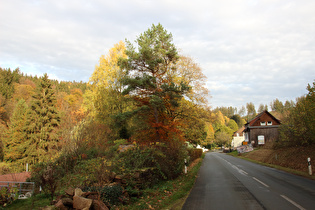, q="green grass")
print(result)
[2,193,52,210]
[3,155,204,209]
[122,154,204,210]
